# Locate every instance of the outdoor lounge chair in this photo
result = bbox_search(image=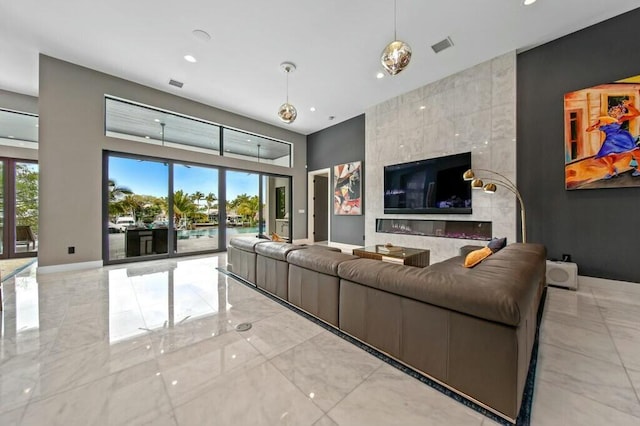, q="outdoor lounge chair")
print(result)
[16,225,36,250]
